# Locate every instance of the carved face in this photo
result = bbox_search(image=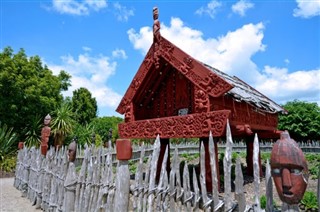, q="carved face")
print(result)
[68,141,77,162]
[270,135,308,204]
[44,114,51,126]
[153,7,158,20]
